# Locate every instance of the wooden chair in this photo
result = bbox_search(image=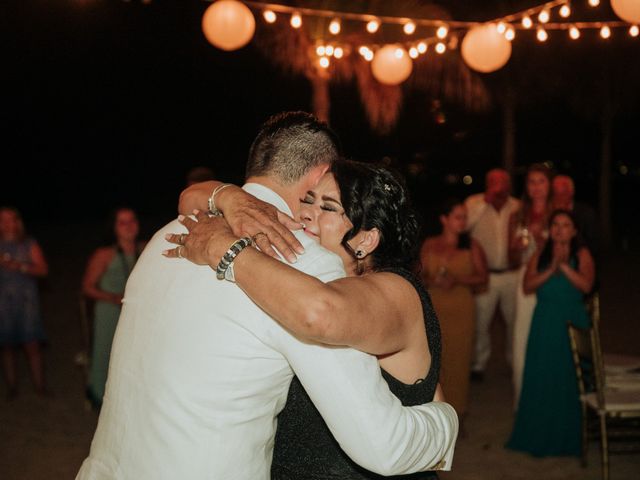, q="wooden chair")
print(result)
[567,323,640,480]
